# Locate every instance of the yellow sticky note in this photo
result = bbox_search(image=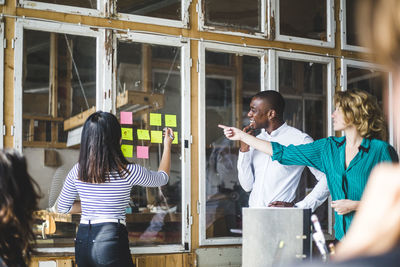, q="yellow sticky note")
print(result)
[150,113,162,126]
[121,145,133,158]
[137,129,150,140]
[172,131,178,144]
[121,128,133,141]
[151,130,163,143]
[165,114,177,127]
